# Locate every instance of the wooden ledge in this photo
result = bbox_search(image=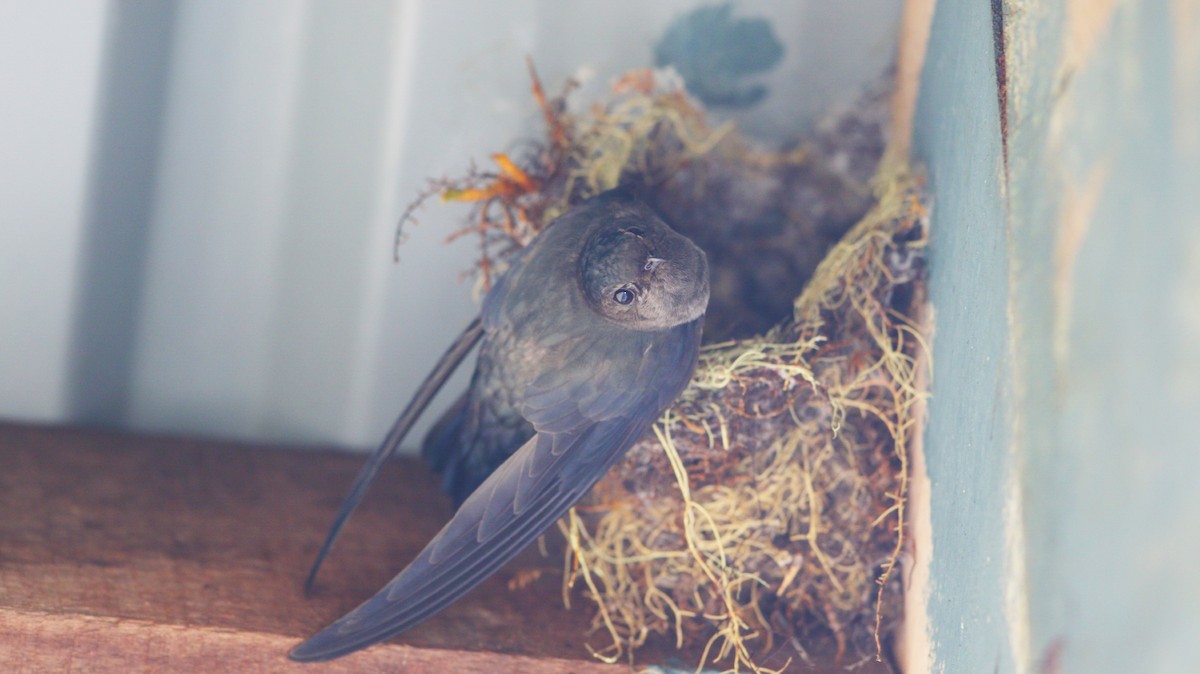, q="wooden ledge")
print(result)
[1,609,617,674]
[0,423,879,673]
[0,423,622,673]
